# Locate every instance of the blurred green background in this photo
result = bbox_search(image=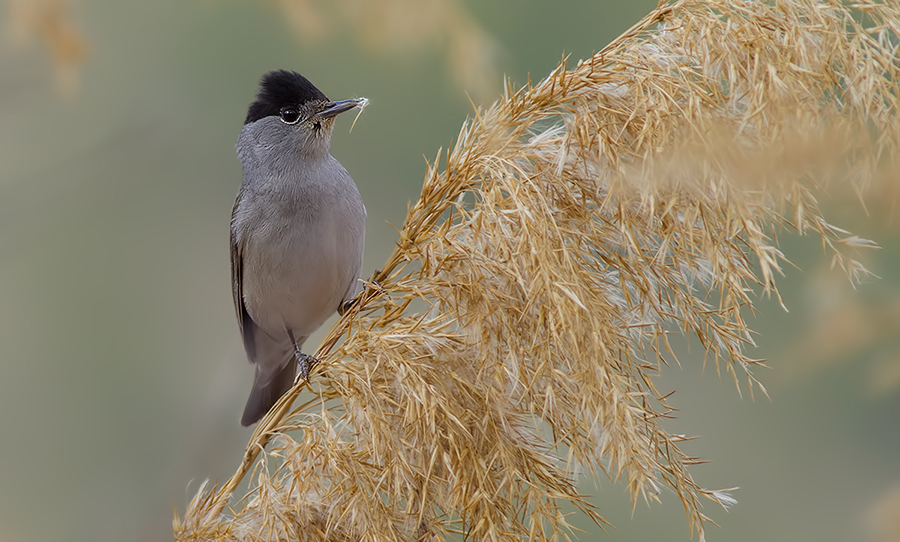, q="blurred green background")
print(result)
[1,1,898,541]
